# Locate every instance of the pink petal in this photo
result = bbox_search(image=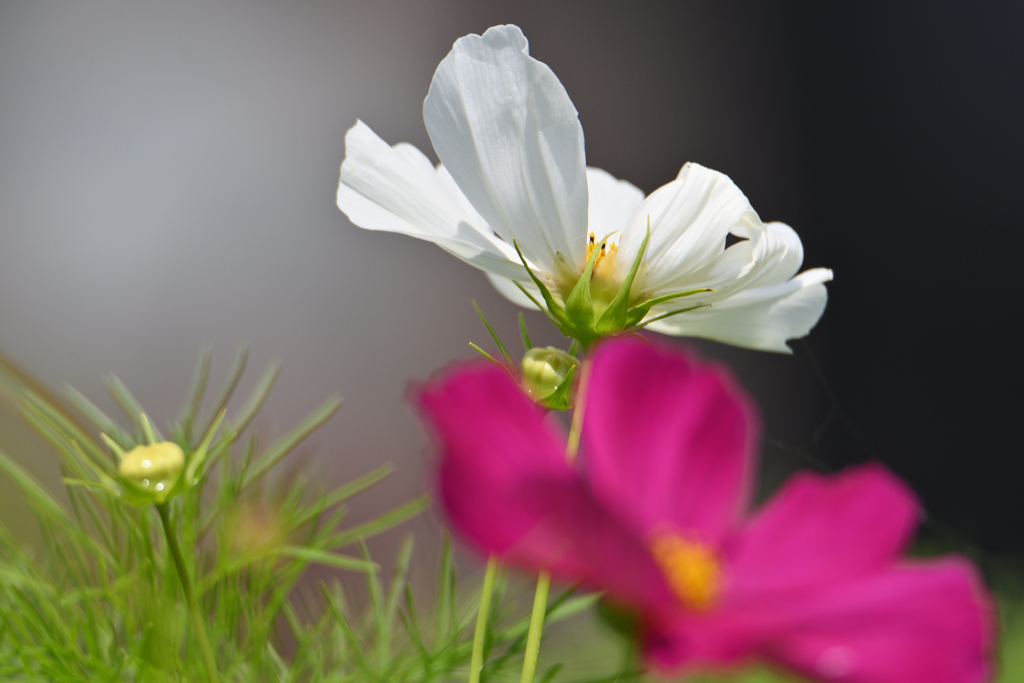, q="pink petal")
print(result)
[763,559,996,683]
[416,360,673,606]
[725,464,921,599]
[526,478,678,607]
[643,559,995,683]
[583,337,759,544]
[641,608,757,673]
[416,361,573,556]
